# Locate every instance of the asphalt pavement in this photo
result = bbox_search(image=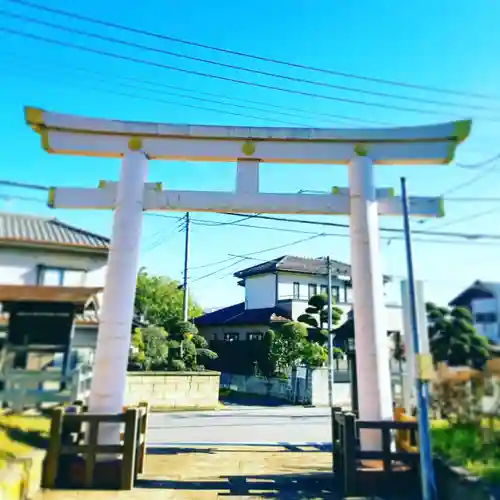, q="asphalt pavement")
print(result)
[146,405,333,448]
